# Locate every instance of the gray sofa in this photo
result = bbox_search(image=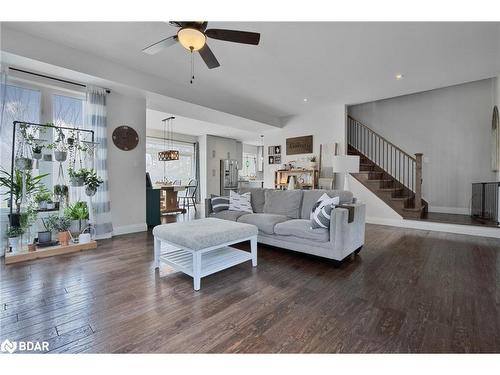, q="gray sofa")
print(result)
[205,188,365,263]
